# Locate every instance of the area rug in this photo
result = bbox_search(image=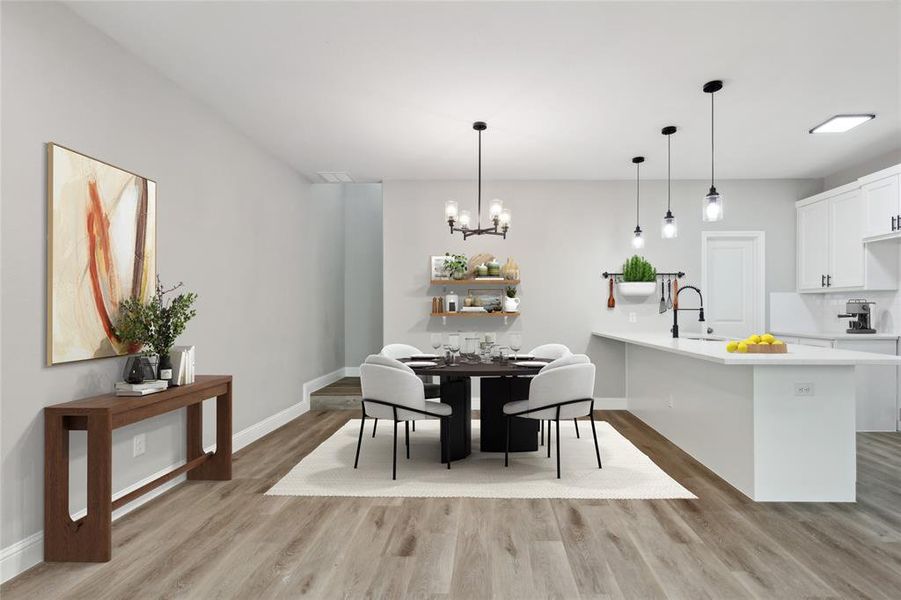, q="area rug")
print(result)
[266,419,696,500]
